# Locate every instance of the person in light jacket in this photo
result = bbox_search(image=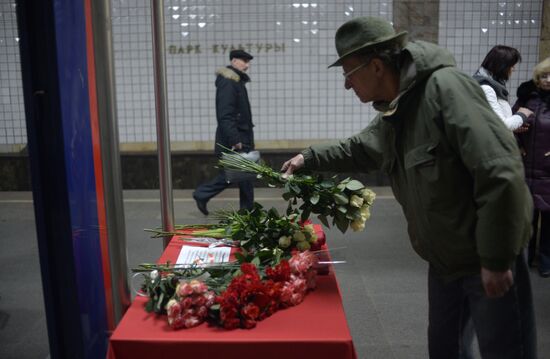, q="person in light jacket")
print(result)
[282,17,536,358]
[473,45,533,131]
[513,57,550,278]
